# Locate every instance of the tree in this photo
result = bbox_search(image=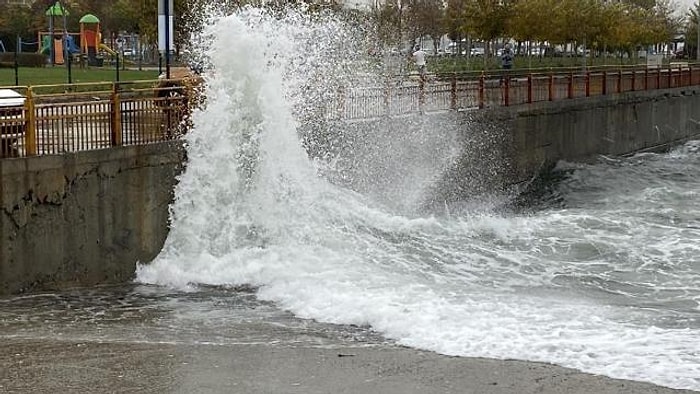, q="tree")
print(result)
[683,2,700,59]
[404,0,445,52]
[509,0,556,51]
[370,0,406,49]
